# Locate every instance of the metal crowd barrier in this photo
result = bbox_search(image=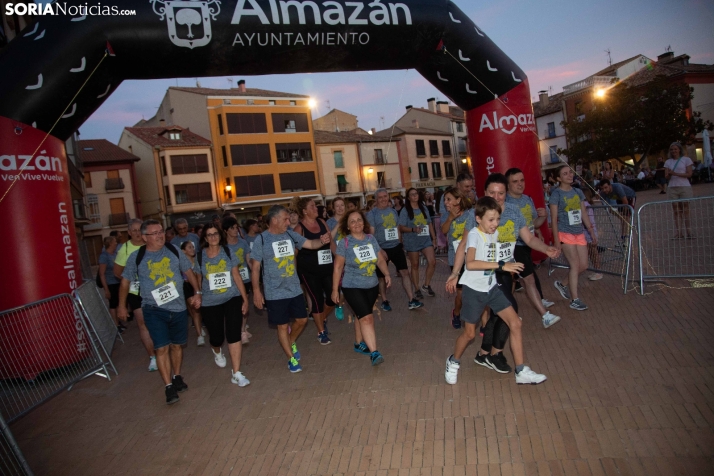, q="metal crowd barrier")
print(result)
[637,195,714,294]
[72,282,120,376]
[0,413,33,476]
[548,204,635,293]
[0,295,110,423]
